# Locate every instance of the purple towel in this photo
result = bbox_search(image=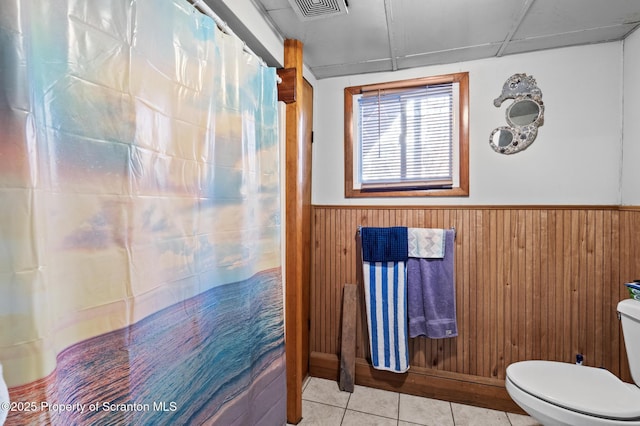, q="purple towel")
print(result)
[407,229,457,339]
